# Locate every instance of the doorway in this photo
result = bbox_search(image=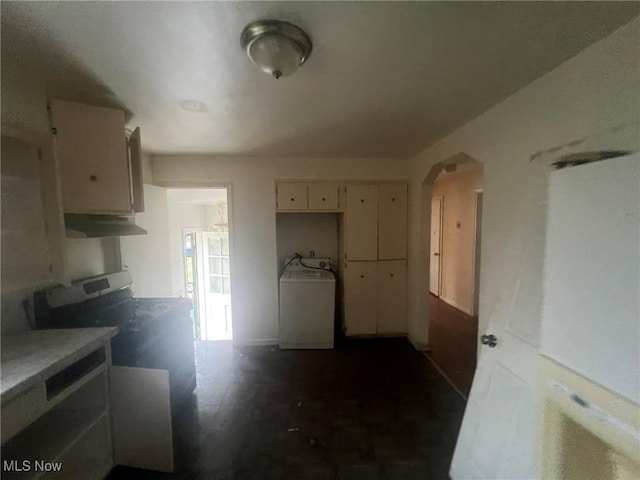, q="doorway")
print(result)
[170,187,233,342]
[426,161,483,397]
